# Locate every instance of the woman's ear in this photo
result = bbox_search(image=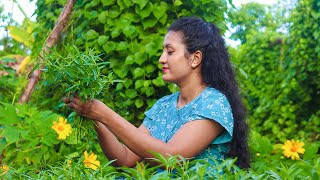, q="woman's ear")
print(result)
[191,50,202,68]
